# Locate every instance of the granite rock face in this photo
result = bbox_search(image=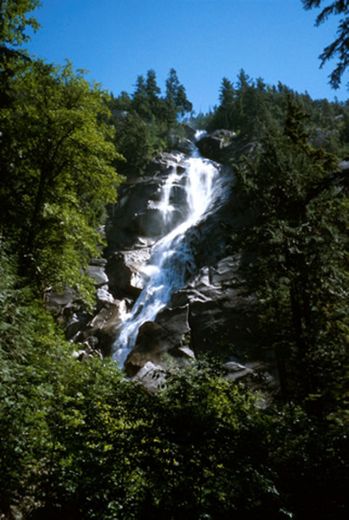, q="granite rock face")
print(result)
[196,129,236,162]
[105,152,188,253]
[60,132,267,384]
[102,143,261,375]
[196,129,257,165]
[122,253,260,376]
